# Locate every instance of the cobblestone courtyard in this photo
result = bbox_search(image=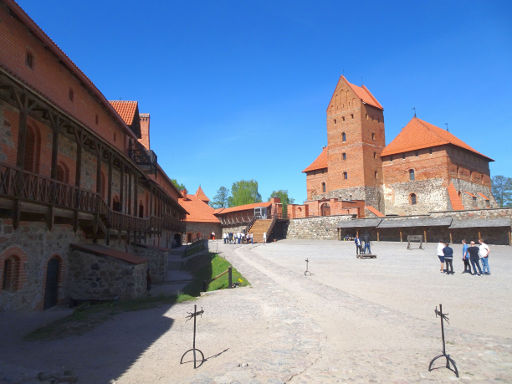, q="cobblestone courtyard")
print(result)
[2,240,512,383]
